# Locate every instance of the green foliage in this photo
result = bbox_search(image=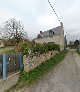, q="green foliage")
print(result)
[19,50,68,84]
[32,43,42,53]
[47,43,60,51]
[76,49,80,55]
[41,43,48,54]
[32,43,60,54]
[5,49,68,92]
[20,42,29,56]
[33,43,48,54]
[19,71,29,81]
